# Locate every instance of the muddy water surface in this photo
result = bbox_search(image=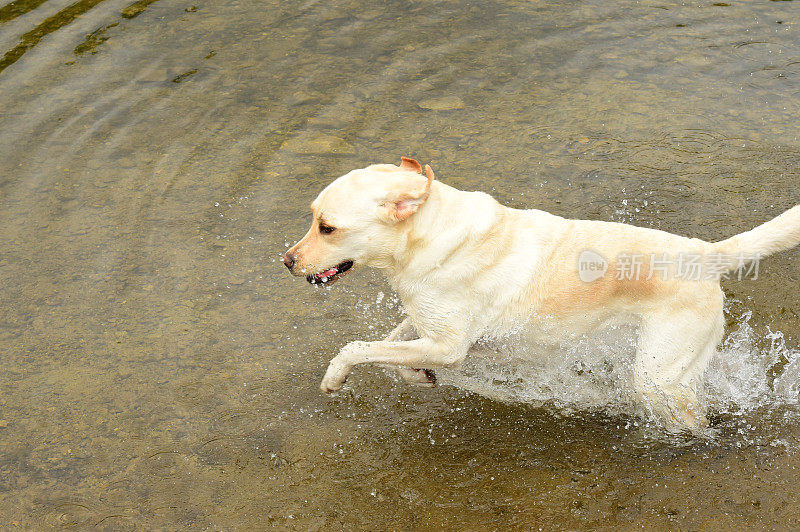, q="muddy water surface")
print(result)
[2,0,800,529]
